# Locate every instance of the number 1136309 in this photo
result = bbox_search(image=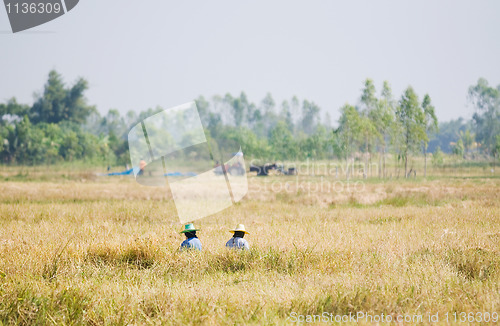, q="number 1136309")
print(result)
[6,2,62,14]
[444,312,498,323]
